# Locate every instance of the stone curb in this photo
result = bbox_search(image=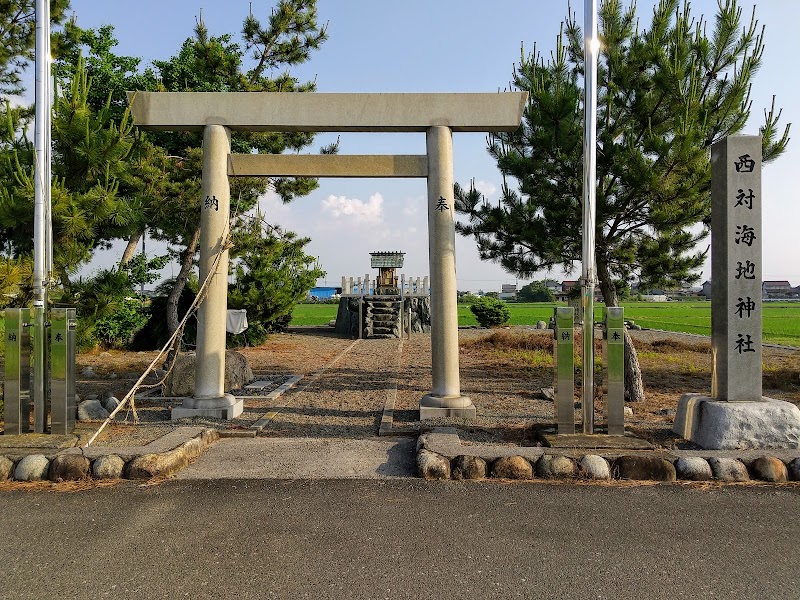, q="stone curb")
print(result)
[416,428,800,483]
[0,428,219,483]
